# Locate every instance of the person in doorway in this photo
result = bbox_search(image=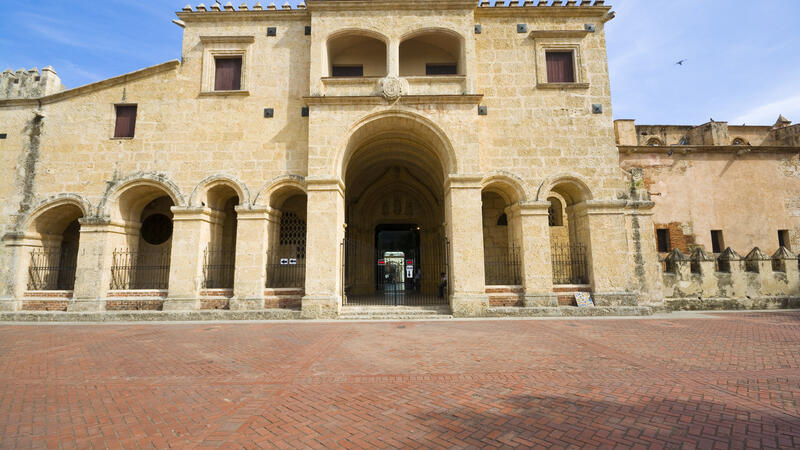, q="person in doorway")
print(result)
[438,272,447,298]
[413,268,422,292]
